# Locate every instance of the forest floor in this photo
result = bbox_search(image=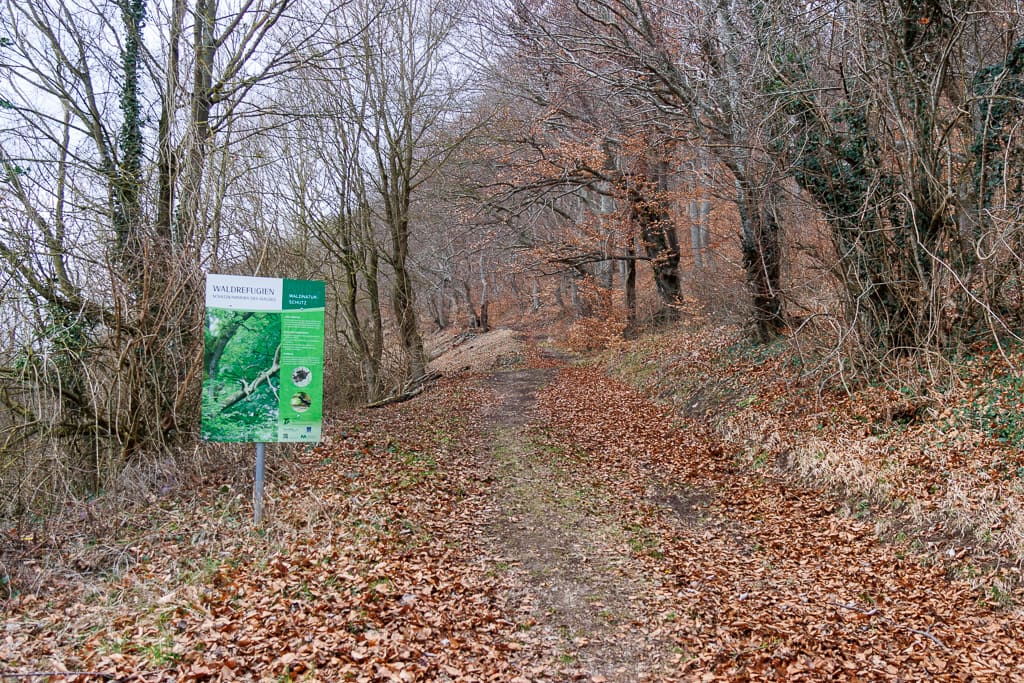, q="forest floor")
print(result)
[3,326,1024,681]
